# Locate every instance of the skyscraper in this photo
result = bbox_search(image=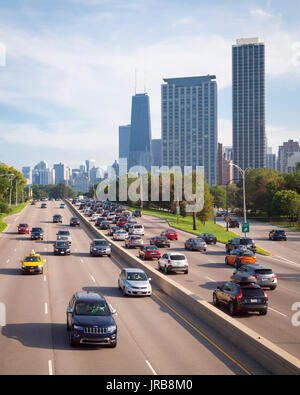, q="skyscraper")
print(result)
[232,38,266,179]
[151,139,162,167]
[161,75,218,185]
[277,139,300,173]
[128,93,152,172]
[119,125,131,161]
